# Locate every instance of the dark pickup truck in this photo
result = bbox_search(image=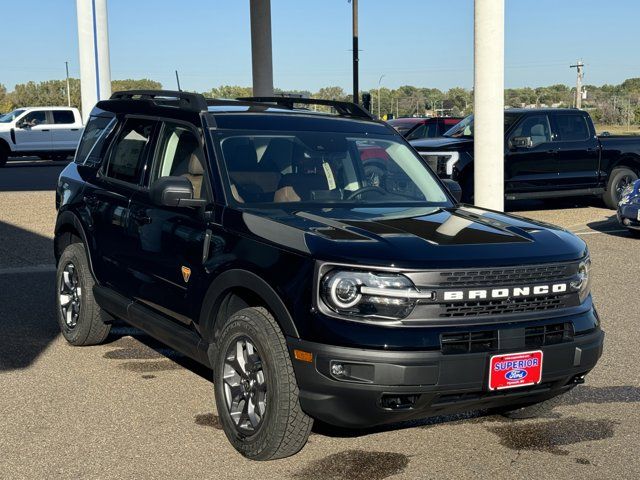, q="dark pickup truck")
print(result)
[411,108,640,207]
